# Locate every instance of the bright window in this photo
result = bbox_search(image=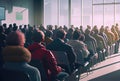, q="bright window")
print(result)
[59,0,68,27]
[83,0,92,29]
[71,0,81,27]
[44,0,58,27]
[93,5,104,28]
